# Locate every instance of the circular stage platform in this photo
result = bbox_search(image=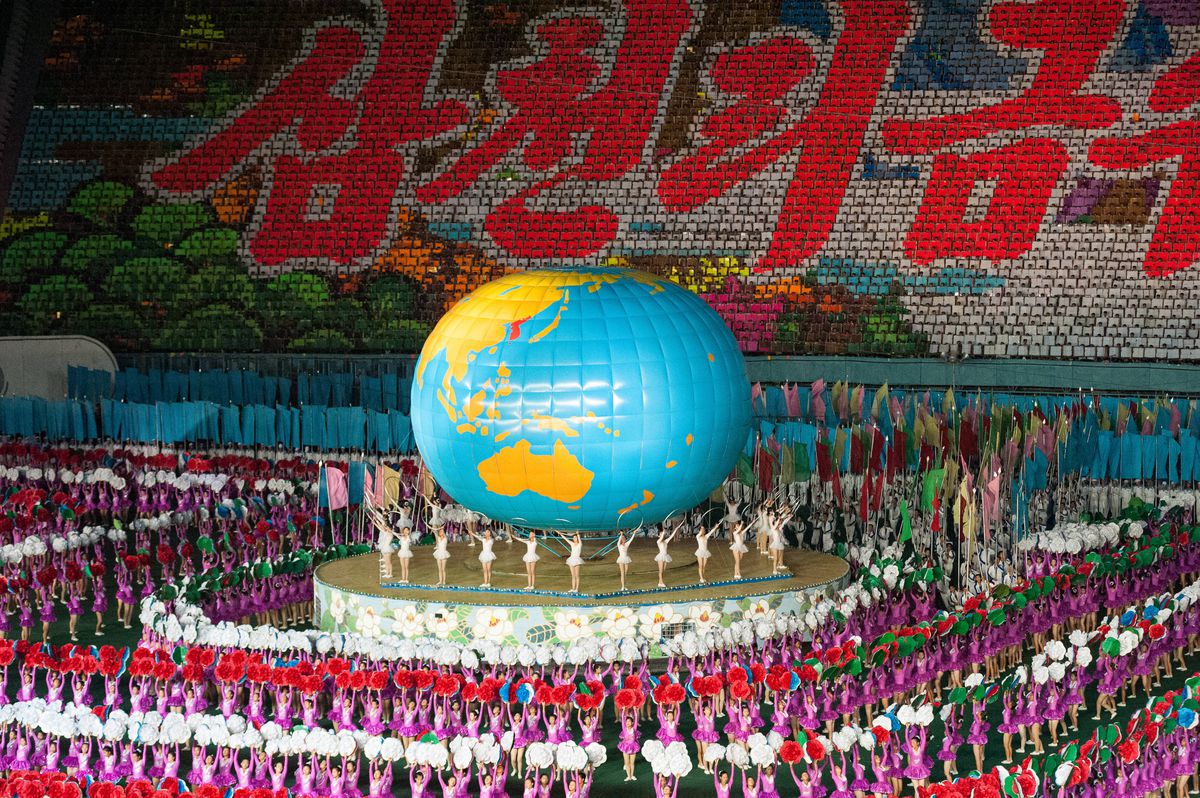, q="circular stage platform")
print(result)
[313,541,849,654]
